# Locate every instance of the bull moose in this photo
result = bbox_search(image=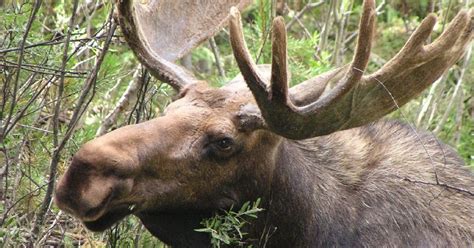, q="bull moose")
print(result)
[55,0,474,247]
